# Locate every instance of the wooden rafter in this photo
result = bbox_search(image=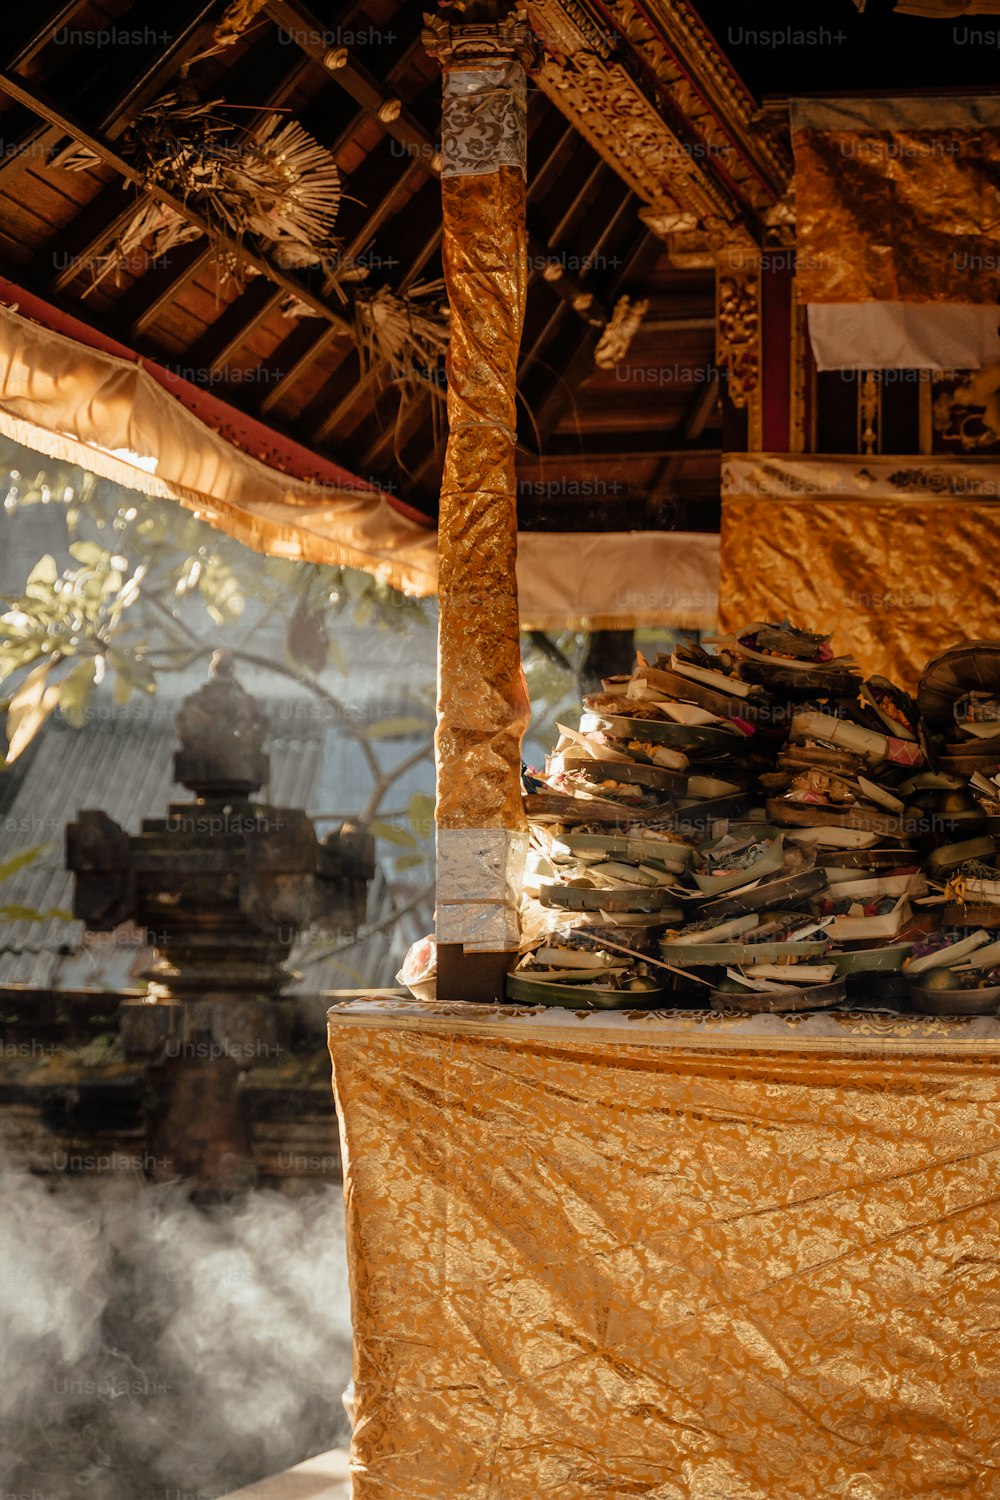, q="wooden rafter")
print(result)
[532,230,659,445]
[6,0,92,71]
[183,279,287,379]
[683,376,721,441]
[518,176,635,394]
